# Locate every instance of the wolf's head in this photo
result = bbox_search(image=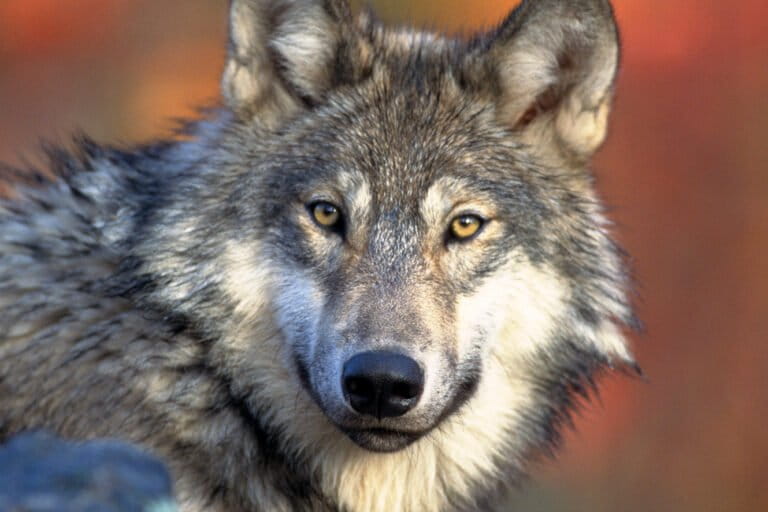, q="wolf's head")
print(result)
[127,0,635,462]
[207,0,635,453]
